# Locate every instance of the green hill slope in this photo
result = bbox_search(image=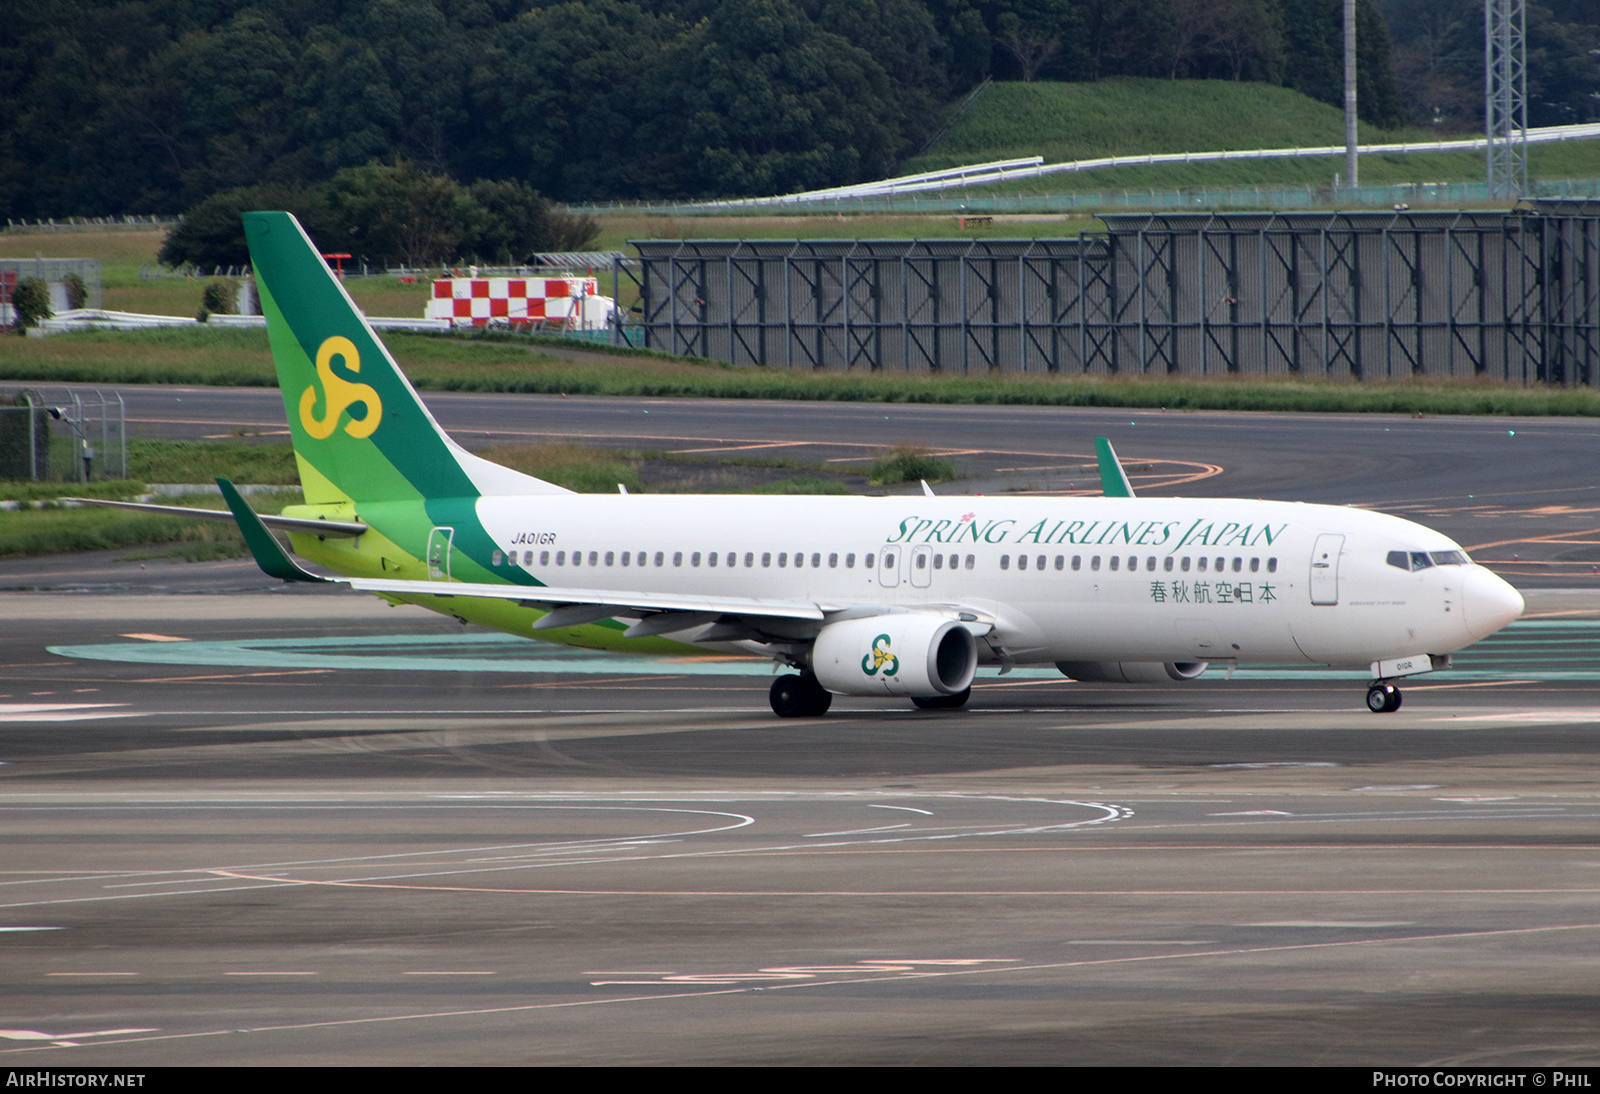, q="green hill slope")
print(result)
[902,78,1600,193]
[907,79,1430,171]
